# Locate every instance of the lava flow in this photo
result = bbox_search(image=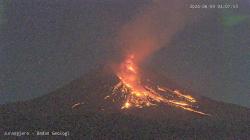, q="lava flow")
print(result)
[105,55,209,116]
